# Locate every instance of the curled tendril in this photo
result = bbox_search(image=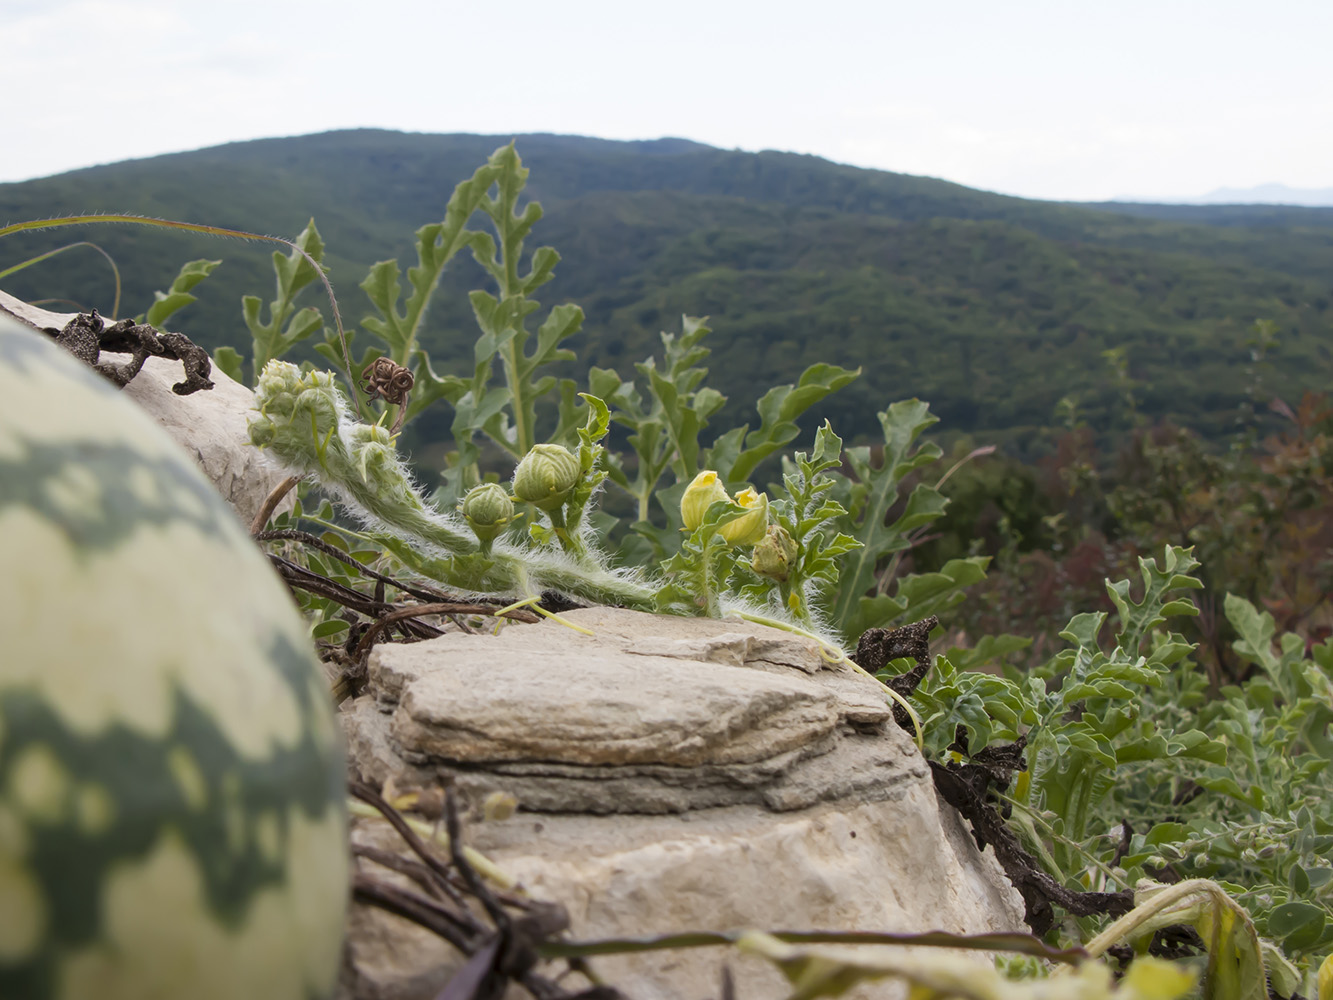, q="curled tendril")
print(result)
[360,357,414,433]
